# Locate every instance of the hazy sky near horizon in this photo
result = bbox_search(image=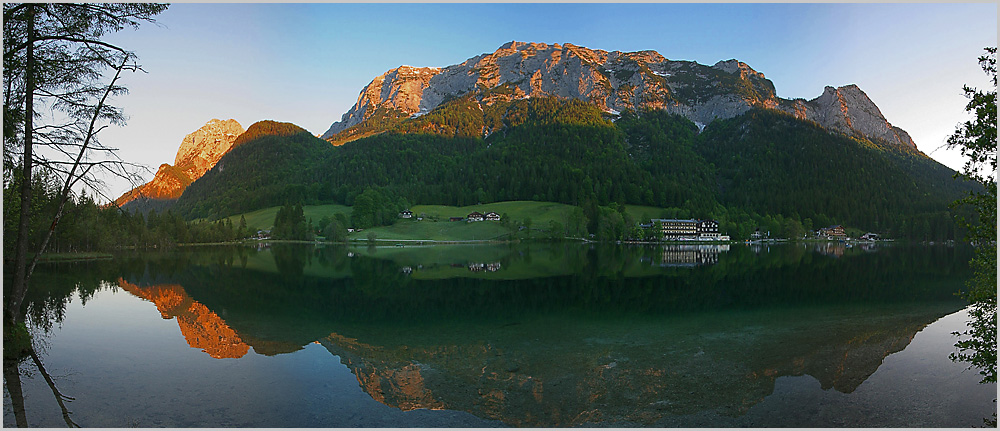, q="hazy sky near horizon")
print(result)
[95,2,997,200]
